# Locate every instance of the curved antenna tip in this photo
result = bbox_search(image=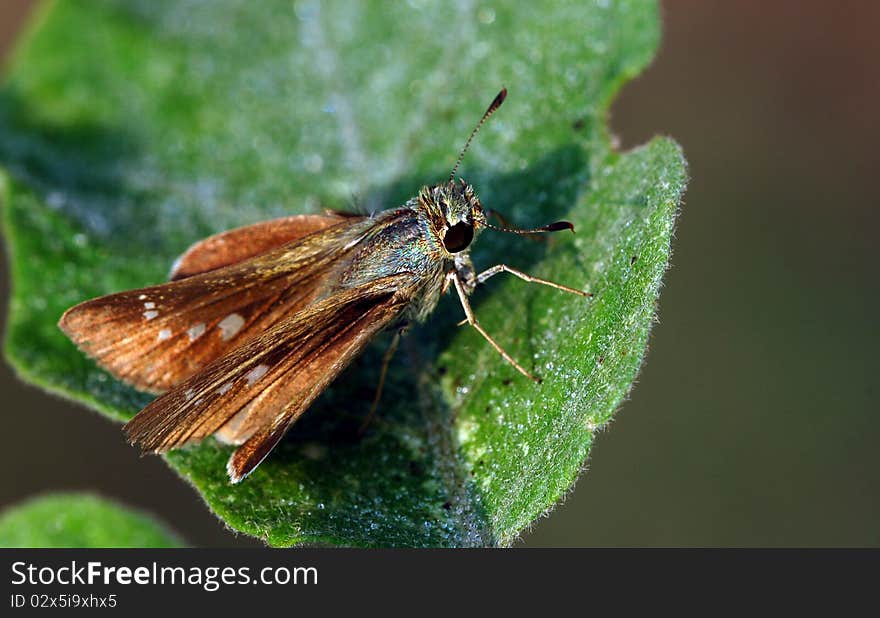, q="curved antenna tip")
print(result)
[544,221,575,233]
[489,87,508,113]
